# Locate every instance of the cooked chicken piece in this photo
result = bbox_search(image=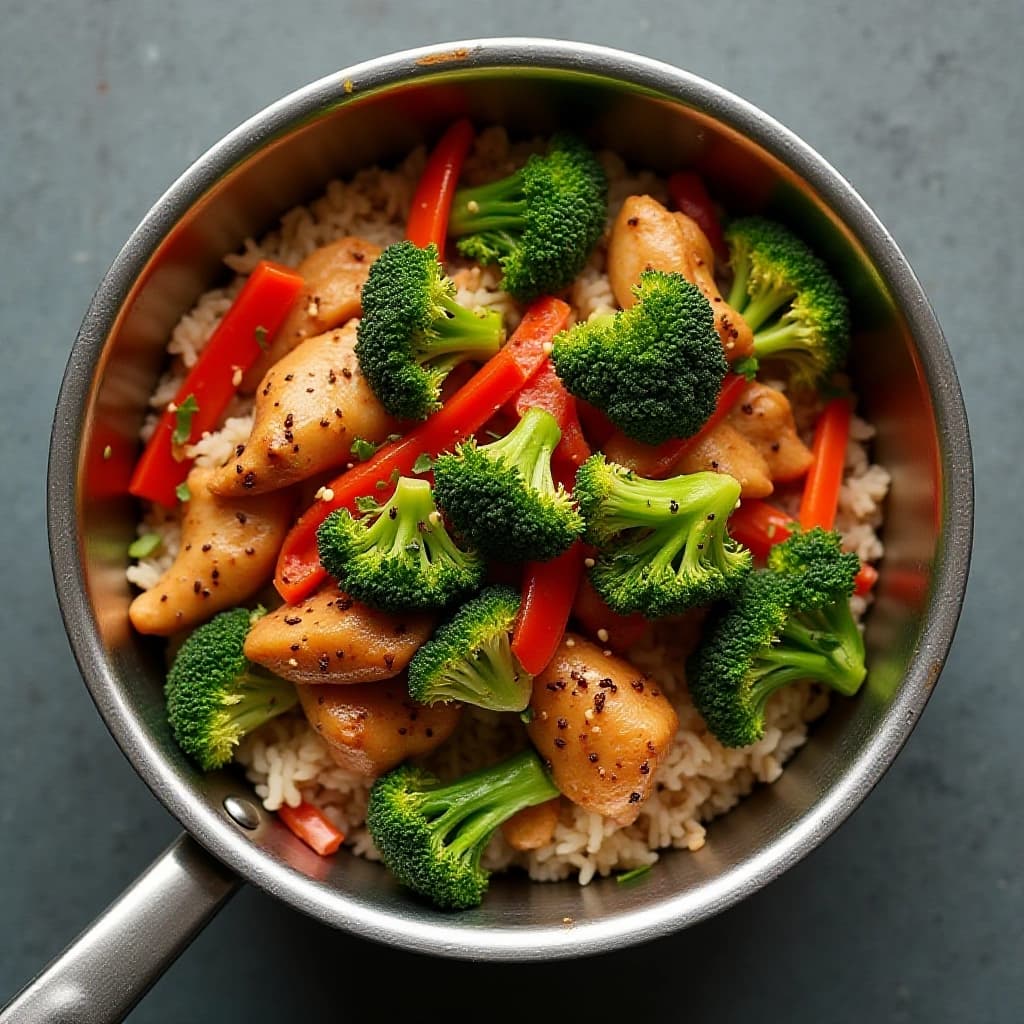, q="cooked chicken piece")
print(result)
[607,195,754,359]
[526,634,679,826]
[208,321,398,498]
[297,679,461,778]
[244,583,435,685]
[501,798,562,851]
[674,421,773,498]
[242,237,381,390]
[129,466,293,636]
[726,382,813,482]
